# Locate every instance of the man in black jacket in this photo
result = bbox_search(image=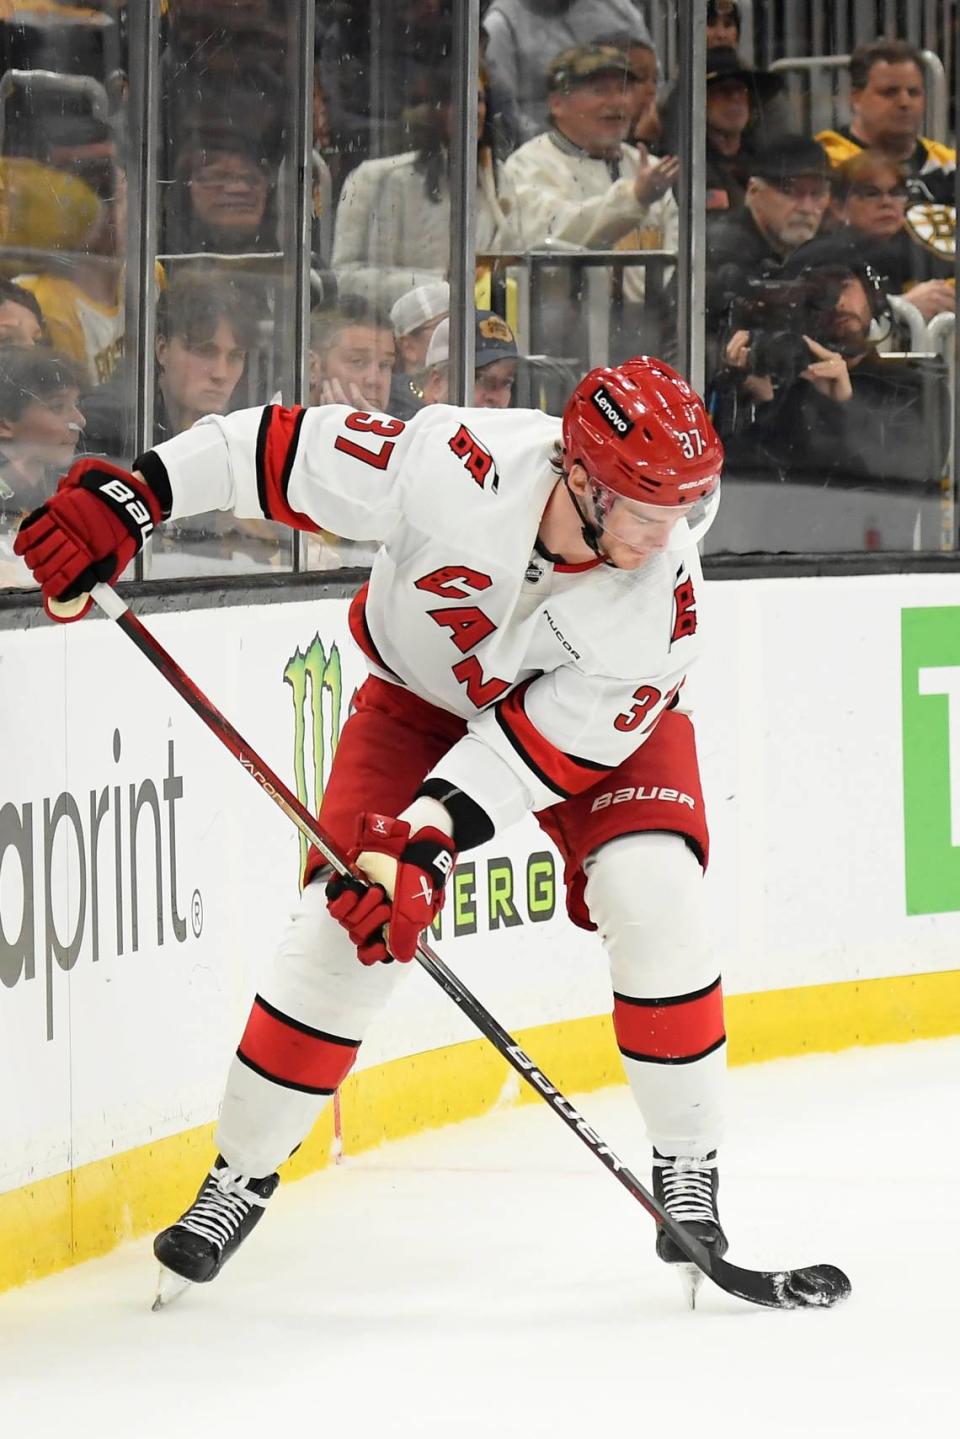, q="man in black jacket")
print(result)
[706,135,832,322]
[712,259,948,490]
